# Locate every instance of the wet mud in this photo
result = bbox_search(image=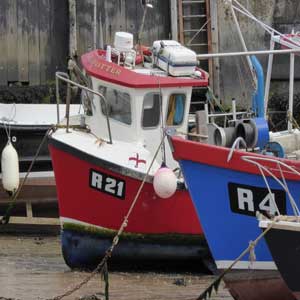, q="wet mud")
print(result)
[0,235,232,300]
